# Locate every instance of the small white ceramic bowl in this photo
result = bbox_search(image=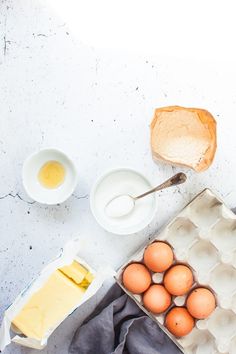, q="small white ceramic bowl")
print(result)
[22,148,78,204]
[90,167,157,235]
